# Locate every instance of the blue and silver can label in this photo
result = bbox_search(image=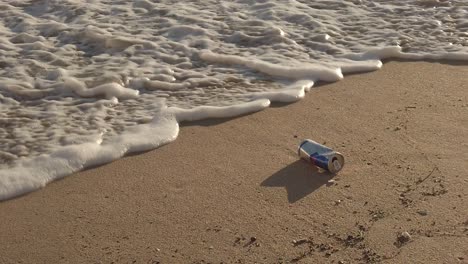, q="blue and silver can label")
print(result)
[298,139,344,173]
